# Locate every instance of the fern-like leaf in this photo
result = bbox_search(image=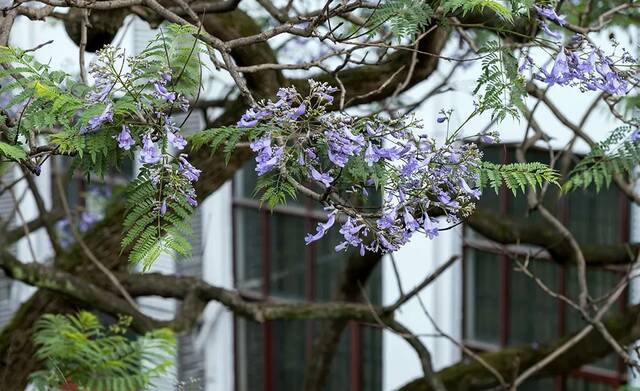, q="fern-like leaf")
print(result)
[478,161,559,195]
[30,311,175,391]
[369,0,434,39]
[122,167,194,271]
